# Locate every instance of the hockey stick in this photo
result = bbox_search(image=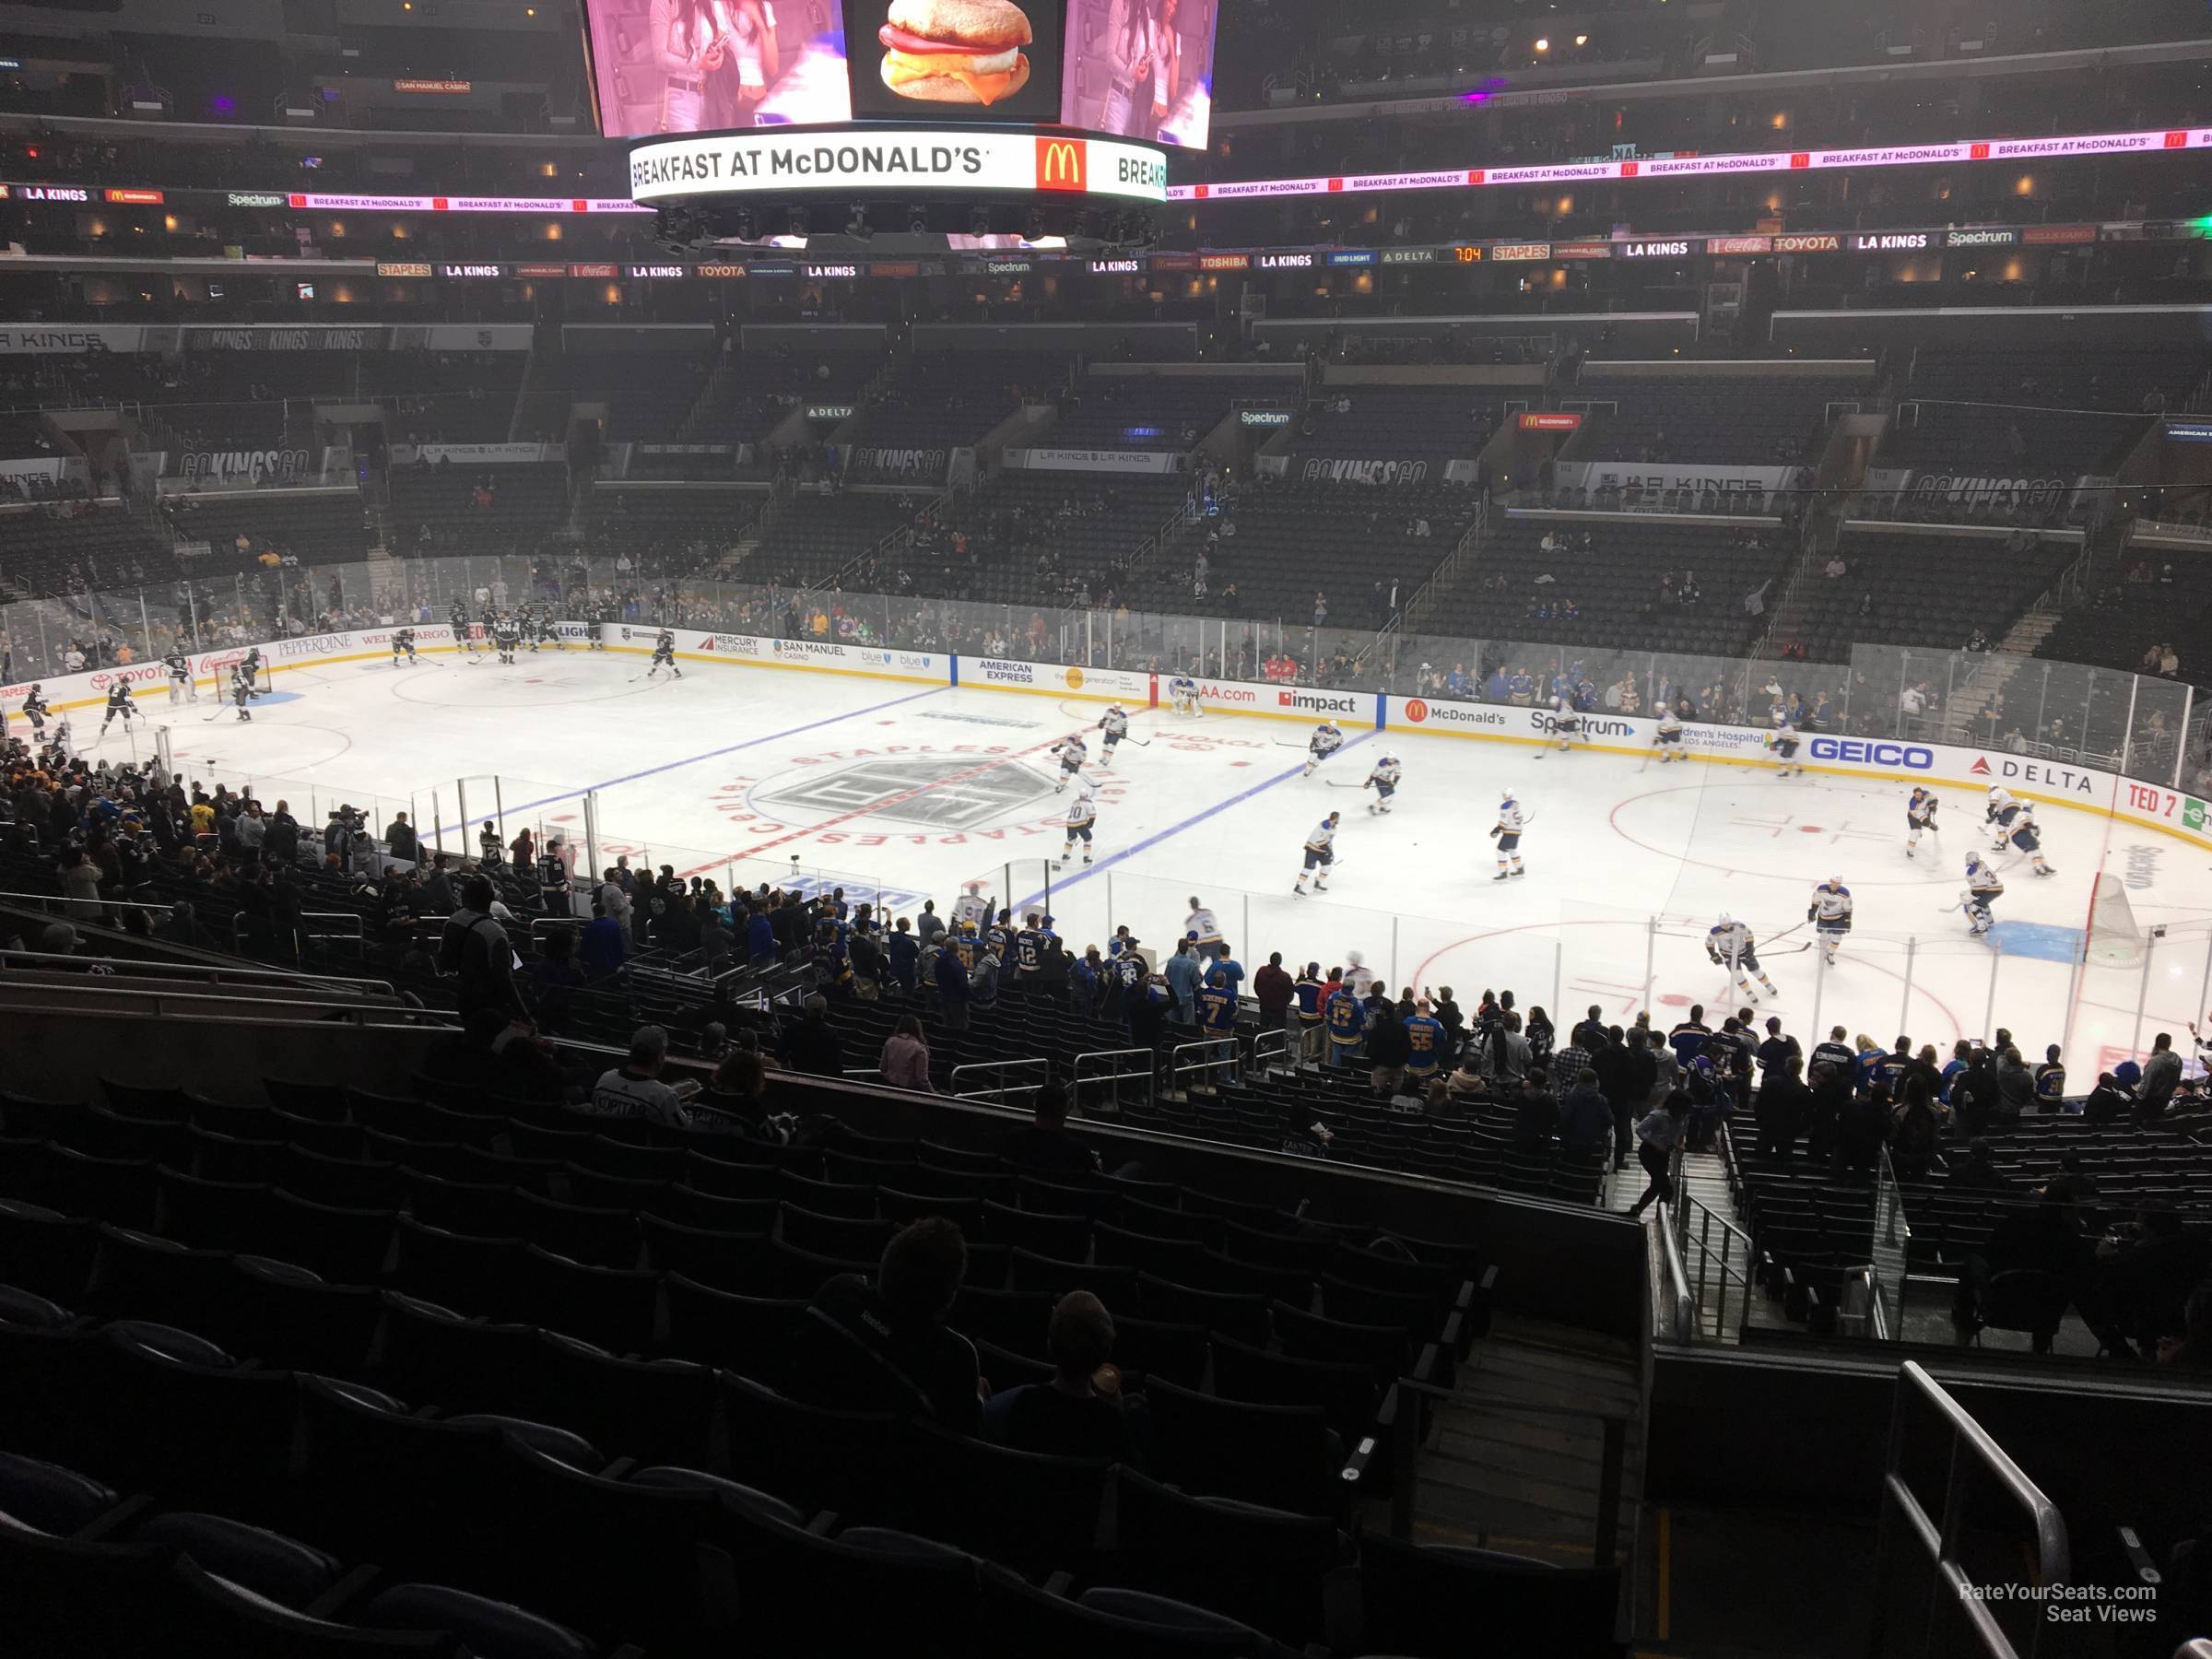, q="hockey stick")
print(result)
[1276,738,1310,749]
[1326,780,1368,789]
